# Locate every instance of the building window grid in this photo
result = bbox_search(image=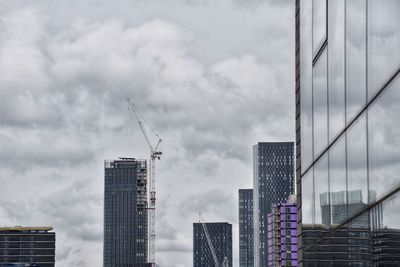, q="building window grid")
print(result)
[298,0,400,264]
